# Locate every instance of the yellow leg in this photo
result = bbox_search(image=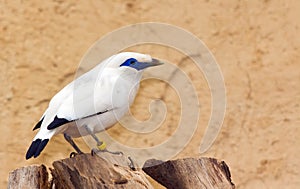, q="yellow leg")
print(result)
[84,125,123,155]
